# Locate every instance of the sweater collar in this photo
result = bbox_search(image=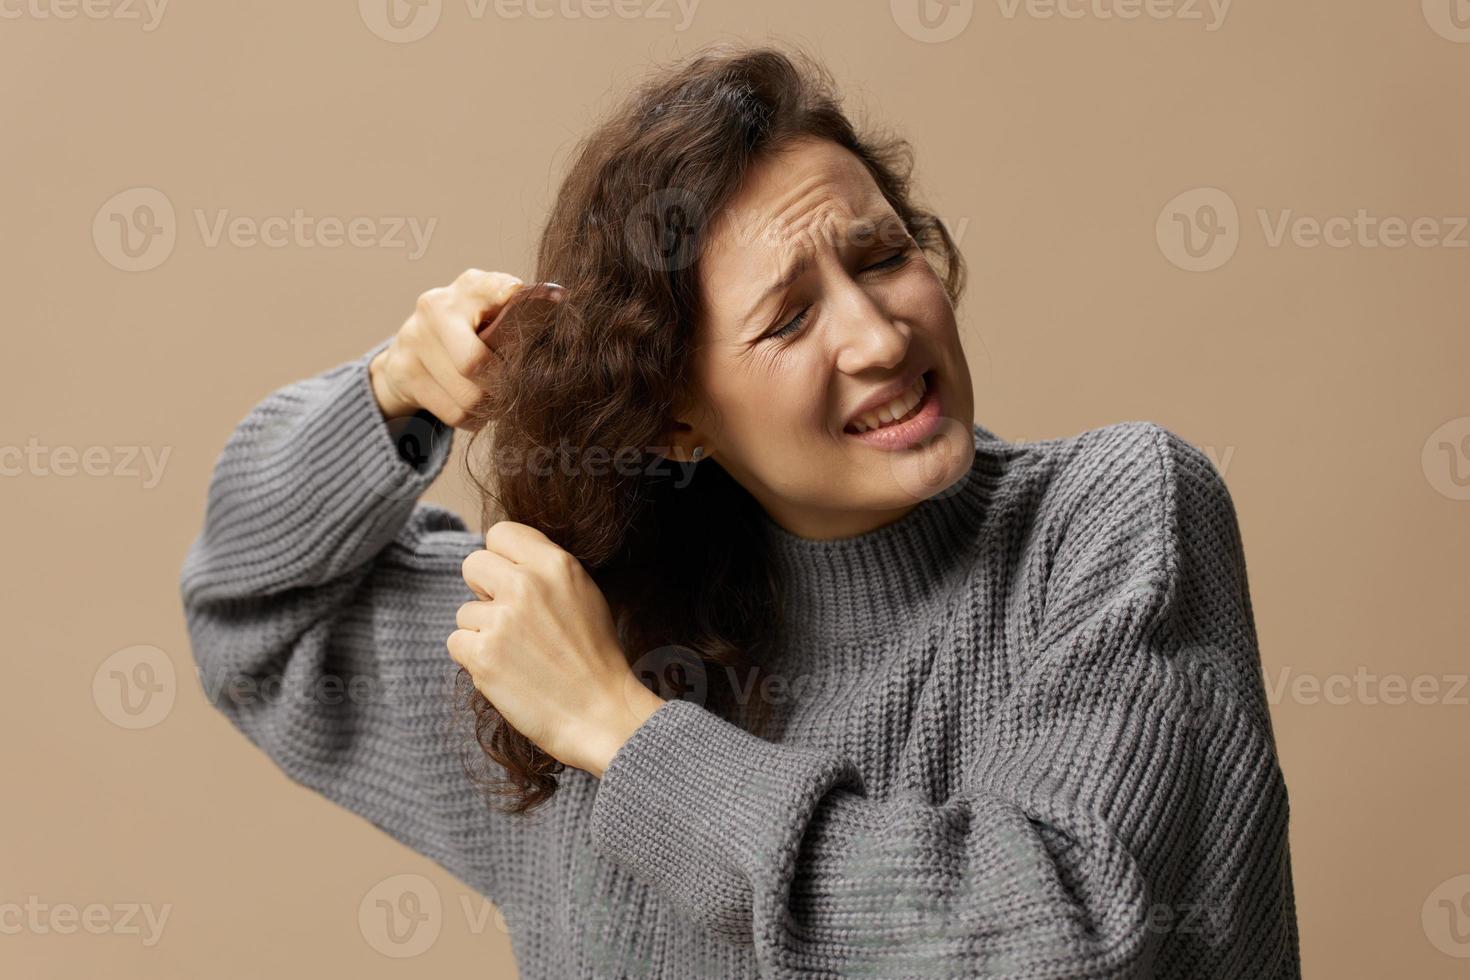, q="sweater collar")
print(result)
[754,422,1007,649]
